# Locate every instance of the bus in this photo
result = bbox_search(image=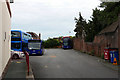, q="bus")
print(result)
[11,30,32,51]
[27,39,44,55]
[62,37,73,49]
